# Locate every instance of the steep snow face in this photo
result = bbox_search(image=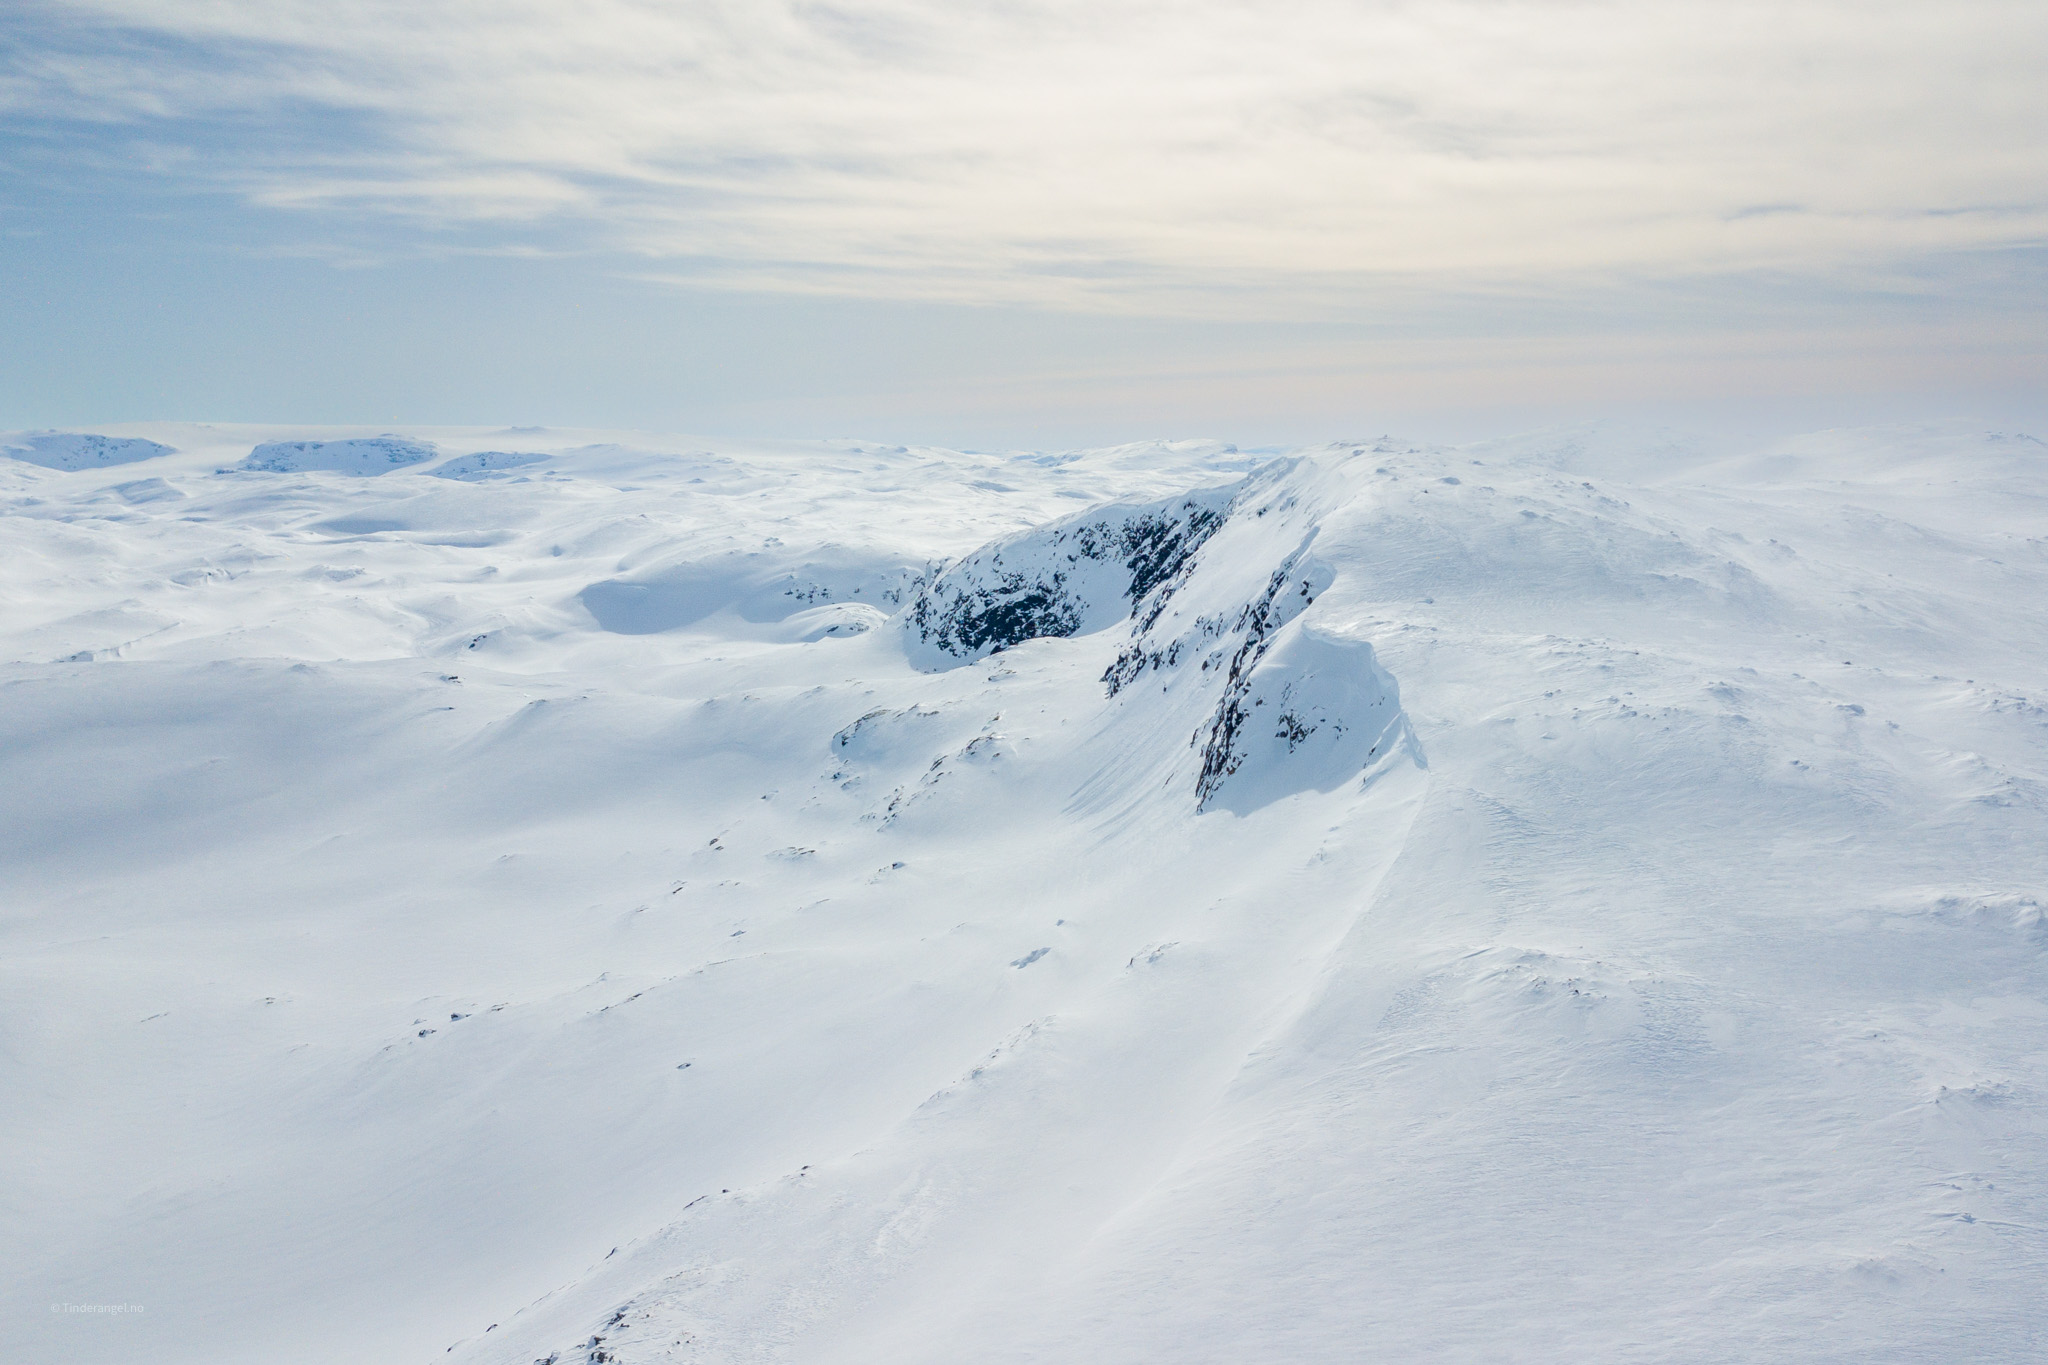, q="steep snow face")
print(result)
[1197,620,1408,812]
[2,431,176,470]
[903,461,1412,811]
[1080,456,1408,811]
[3,422,2047,1365]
